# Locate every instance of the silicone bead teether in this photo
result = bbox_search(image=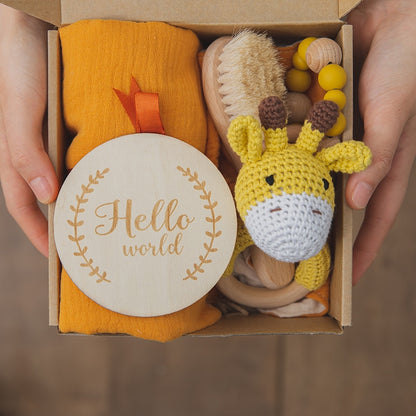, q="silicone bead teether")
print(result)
[298,37,317,61]
[318,64,347,91]
[326,112,346,136]
[292,51,308,70]
[286,68,311,92]
[324,89,346,110]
